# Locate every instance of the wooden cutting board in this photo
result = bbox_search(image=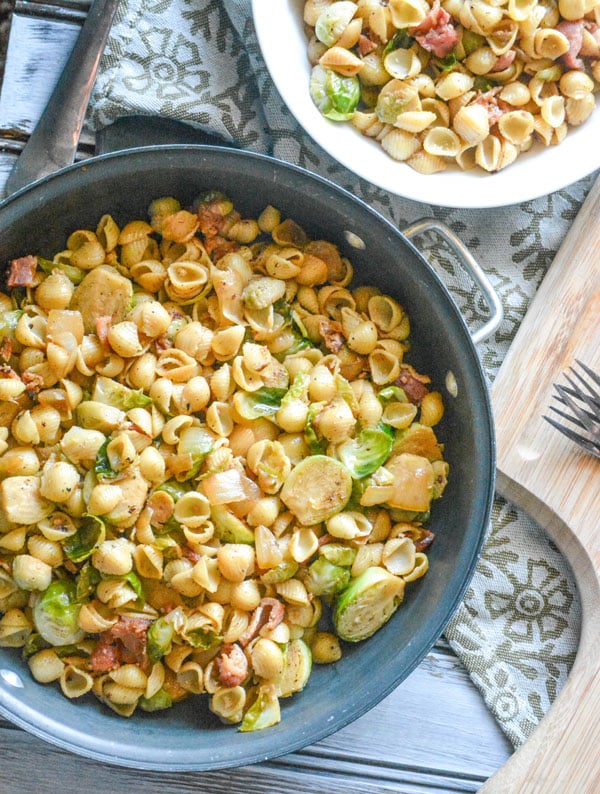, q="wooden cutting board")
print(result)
[481,174,600,793]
